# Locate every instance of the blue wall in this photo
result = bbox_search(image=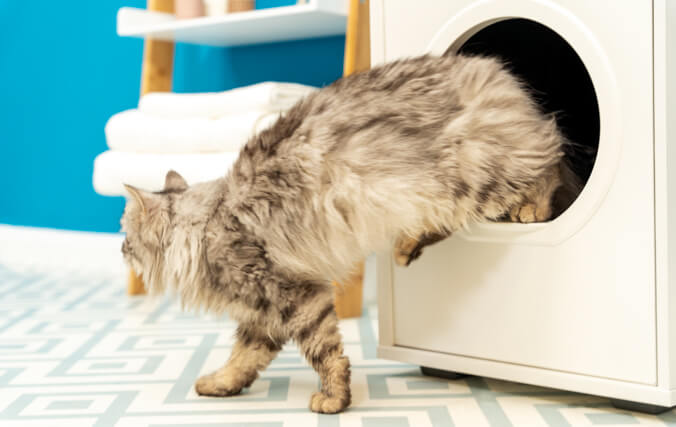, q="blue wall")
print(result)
[0,1,344,233]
